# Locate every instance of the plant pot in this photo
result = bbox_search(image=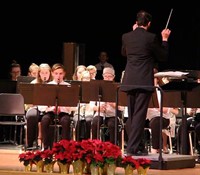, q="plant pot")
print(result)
[44,161,55,173]
[57,161,70,174]
[34,160,44,173]
[124,164,135,175]
[72,159,83,175]
[107,163,116,175]
[137,166,149,175]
